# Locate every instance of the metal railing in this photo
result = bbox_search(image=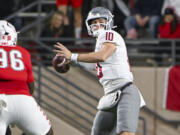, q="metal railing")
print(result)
[18,36,180,67]
[31,56,180,135]
[142,107,180,128]
[32,60,96,134]
[31,59,147,135]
